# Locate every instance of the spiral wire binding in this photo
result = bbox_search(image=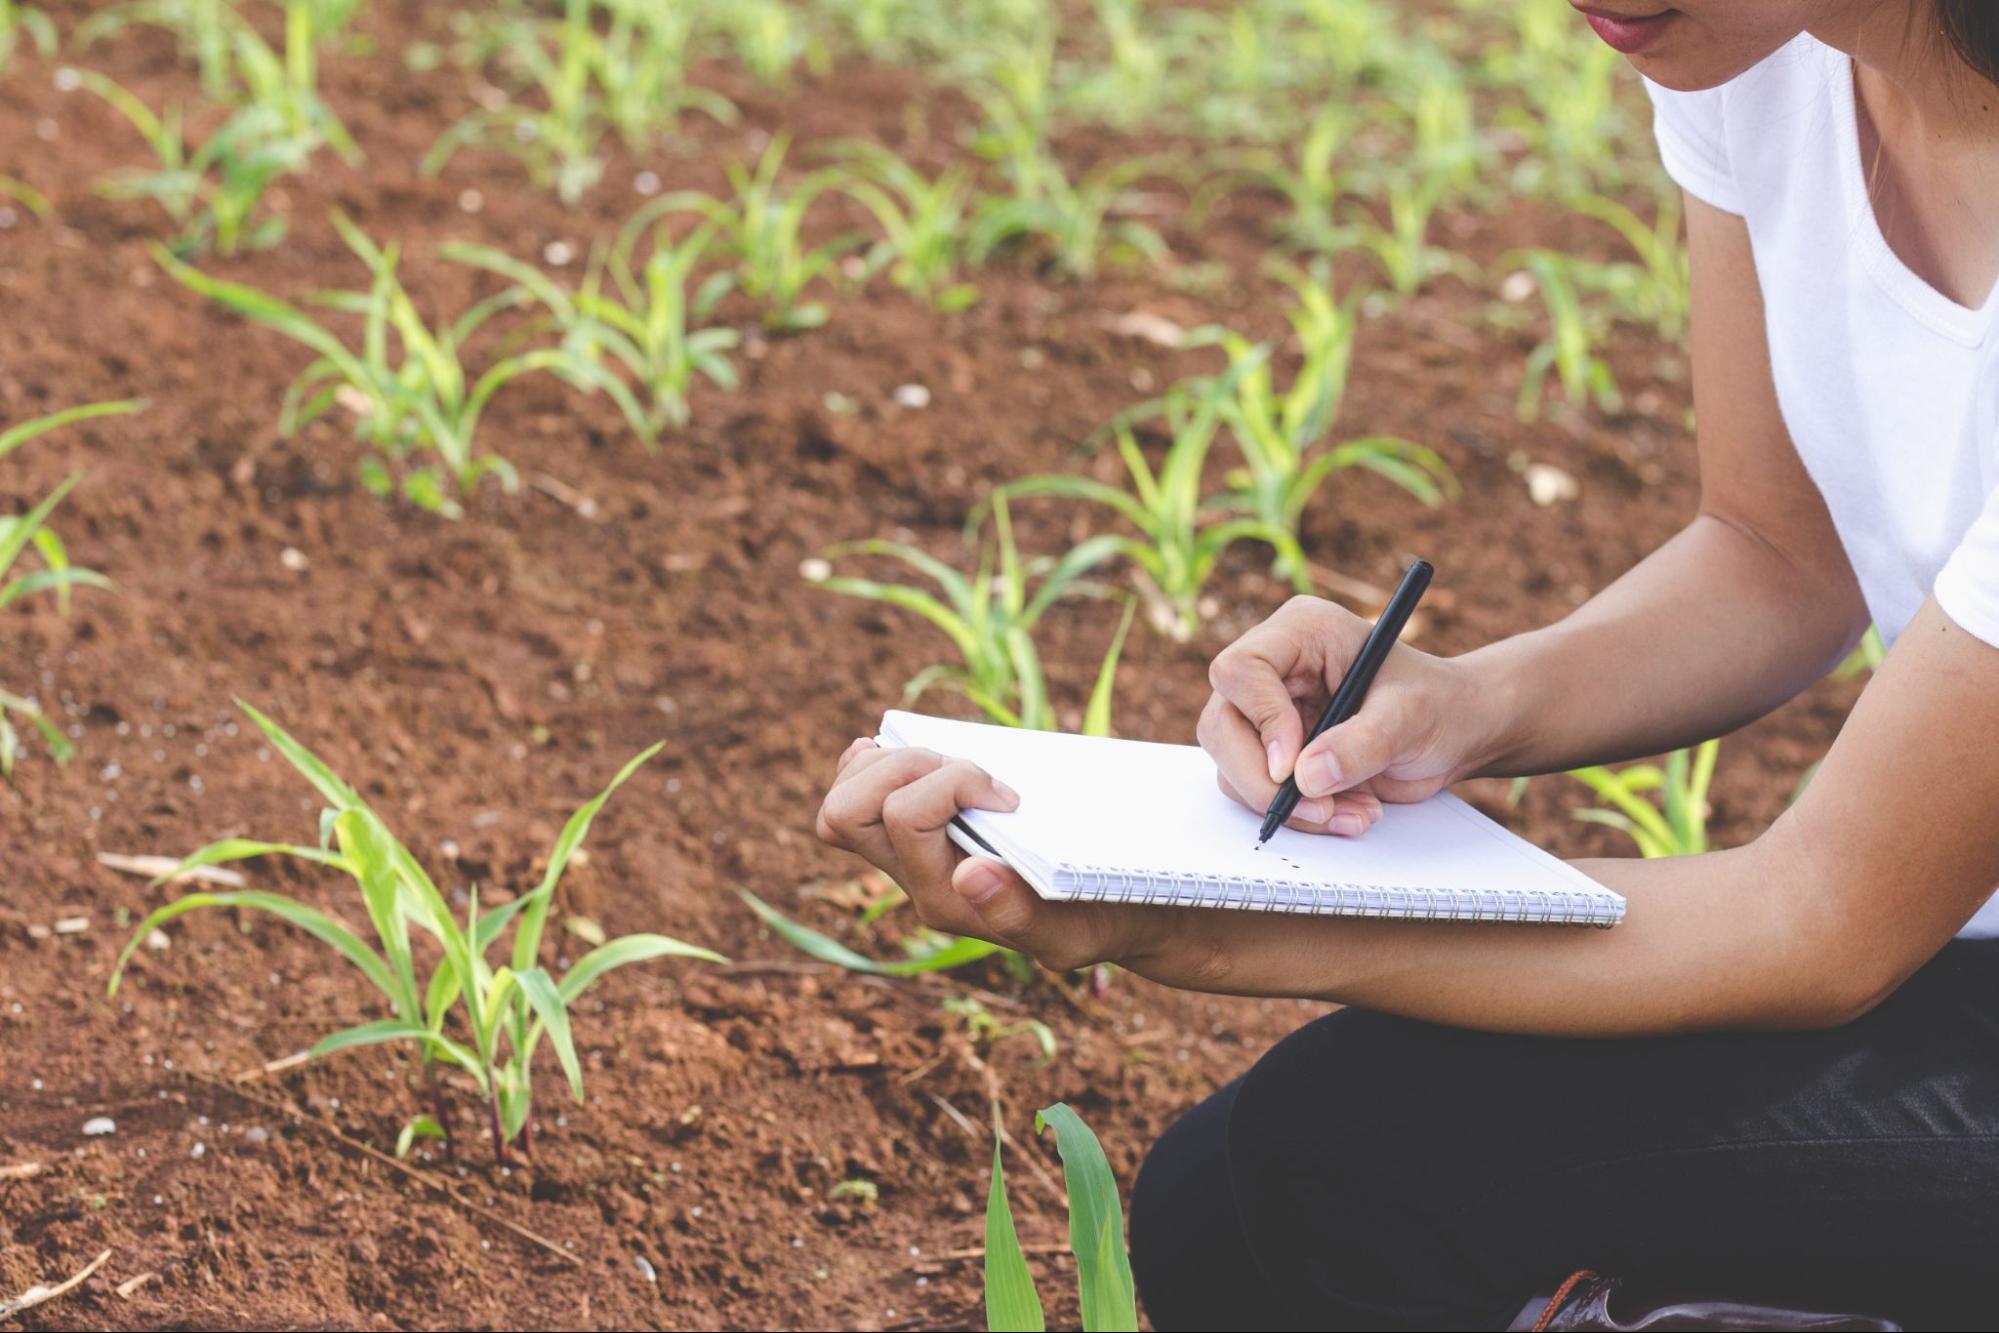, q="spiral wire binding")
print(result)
[1055,863,1620,926]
